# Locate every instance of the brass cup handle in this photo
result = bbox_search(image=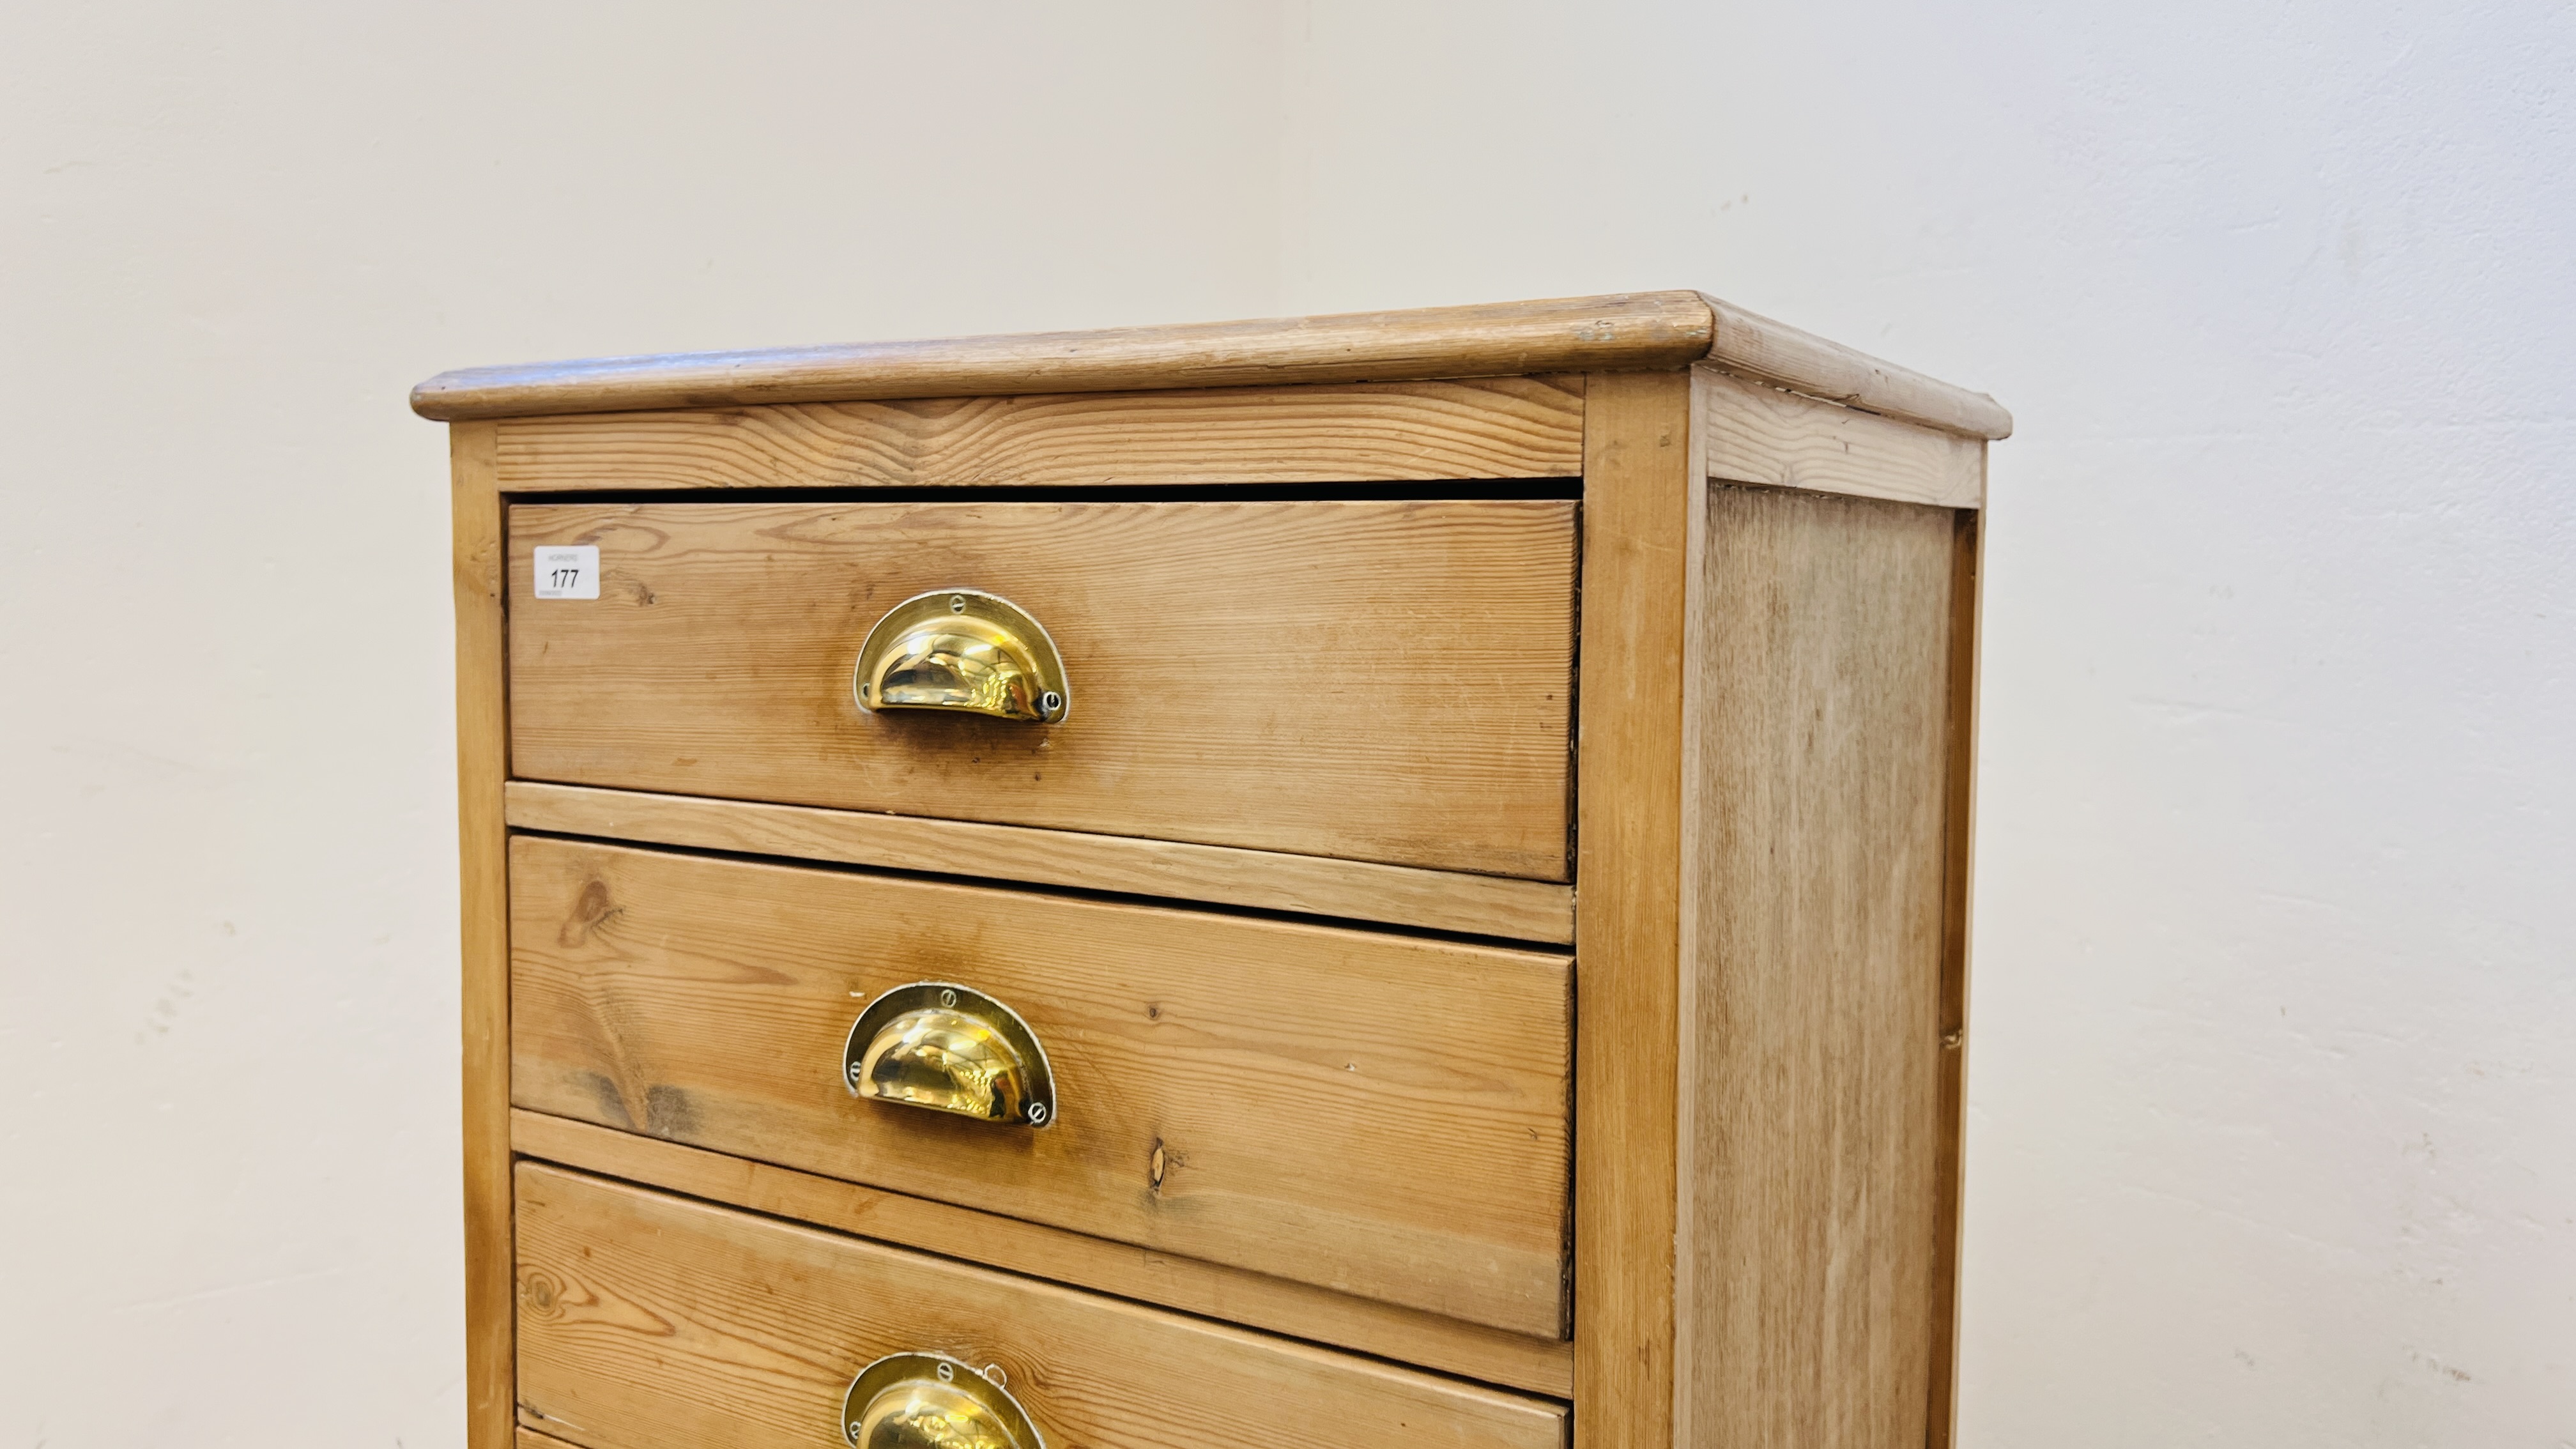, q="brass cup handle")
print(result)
[854,588,1070,723]
[843,1353,1045,1449]
[843,982,1057,1129]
